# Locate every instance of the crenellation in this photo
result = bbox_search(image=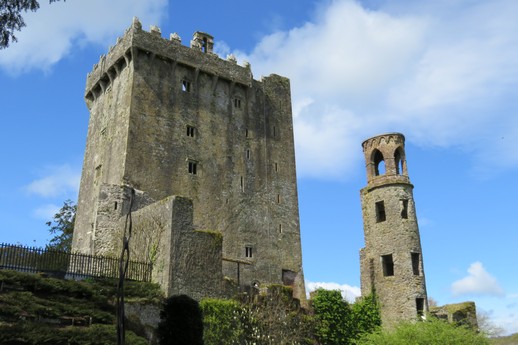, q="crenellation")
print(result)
[169,32,181,43]
[227,54,237,63]
[150,25,161,36]
[132,16,142,30]
[85,25,253,103]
